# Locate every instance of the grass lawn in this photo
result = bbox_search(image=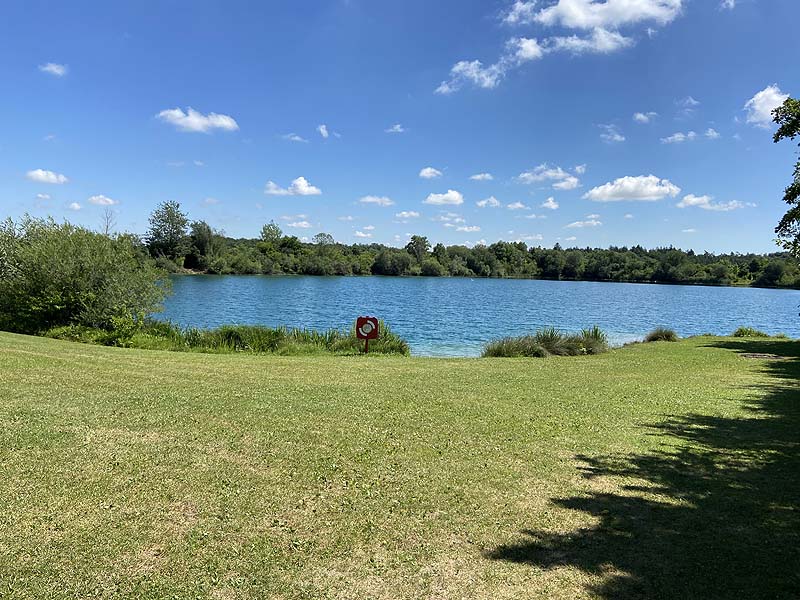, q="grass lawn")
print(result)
[0,332,798,599]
